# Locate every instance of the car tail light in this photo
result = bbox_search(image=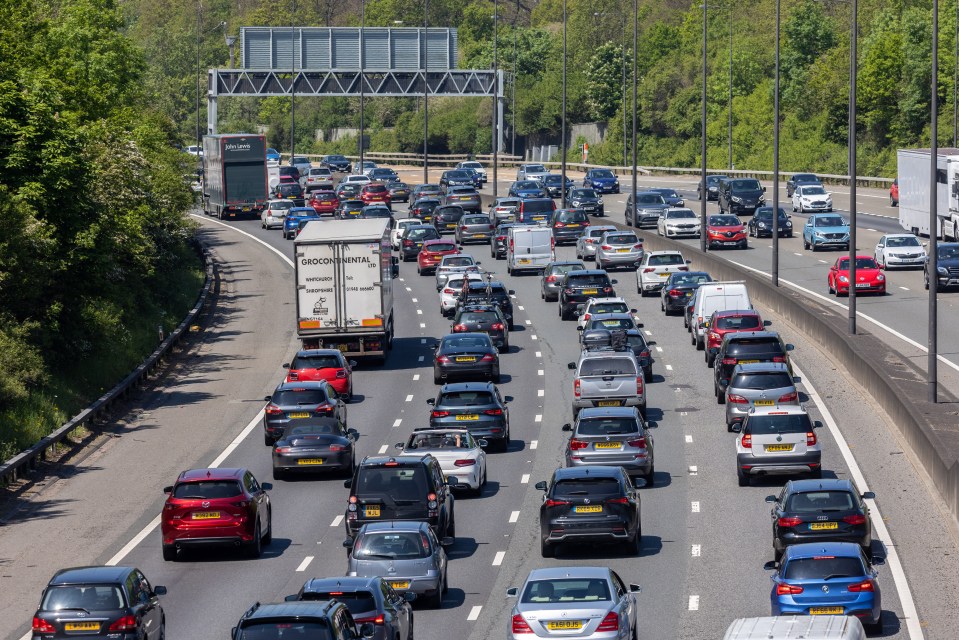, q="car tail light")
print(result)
[643,267,655,273]
[288,371,299,381]
[569,439,588,450]
[315,406,333,415]
[636,377,644,394]
[727,394,748,404]
[512,615,533,634]
[776,583,804,595]
[32,618,56,633]
[484,408,503,416]
[582,313,590,322]
[843,514,867,526]
[806,431,817,446]
[565,288,574,294]
[491,323,505,331]
[545,275,557,283]
[601,245,612,250]
[573,379,581,398]
[454,459,476,467]
[634,243,643,249]
[264,404,282,415]
[779,391,798,402]
[509,239,514,250]
[777,516,803,527]
[555,222,566,227]
[708,332,721,342]
[461,226,468,231]
[109,616,138,632]
[275,446,292,454]
[668,289,682,297]
[544,498,571,507]
[741,433,752,448]
[355,614,386,625]
[678,266,689,271]
[606,496,630,505]
[639,350,650,358]
[847,579,875,592]
[436,355,450,364]
[329,444,347,452]
[721,358,737,365]
[627,437,647,448]
[453,324,468,332]
[431,410,450,418]
[602,286,613,293]
[551,237,556,249]
[480,354,496,362]
[773,356,786,363]
[443,288,456,294]
[597,612,619,632]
